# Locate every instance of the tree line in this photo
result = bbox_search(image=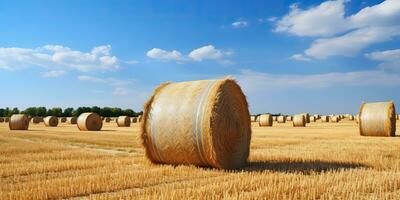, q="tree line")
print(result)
[0,107,142,118]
